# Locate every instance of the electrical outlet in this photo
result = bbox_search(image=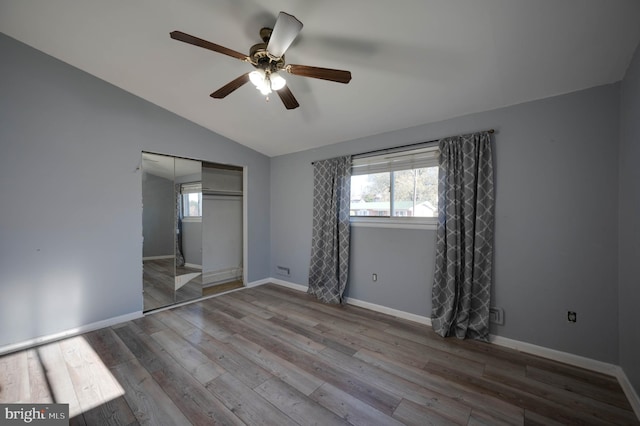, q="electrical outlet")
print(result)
[567,311,577,323]
[372,273,377,282]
